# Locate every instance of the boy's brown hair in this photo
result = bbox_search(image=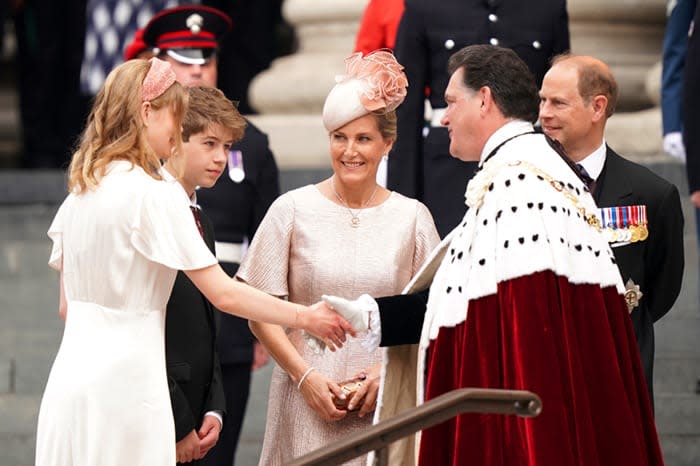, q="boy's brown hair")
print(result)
[182,86,246,142]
